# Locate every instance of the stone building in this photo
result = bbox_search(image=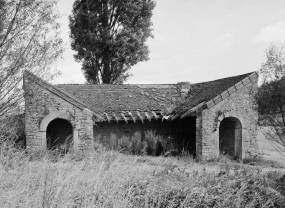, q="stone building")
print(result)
[23,70,258,159]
